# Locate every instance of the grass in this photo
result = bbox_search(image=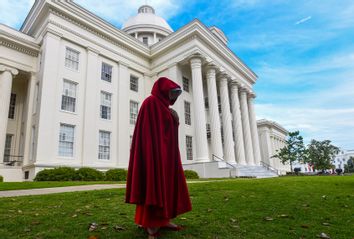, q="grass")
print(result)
[0,176,353,239]
[0,181,121,191]
[0,178,229,191]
